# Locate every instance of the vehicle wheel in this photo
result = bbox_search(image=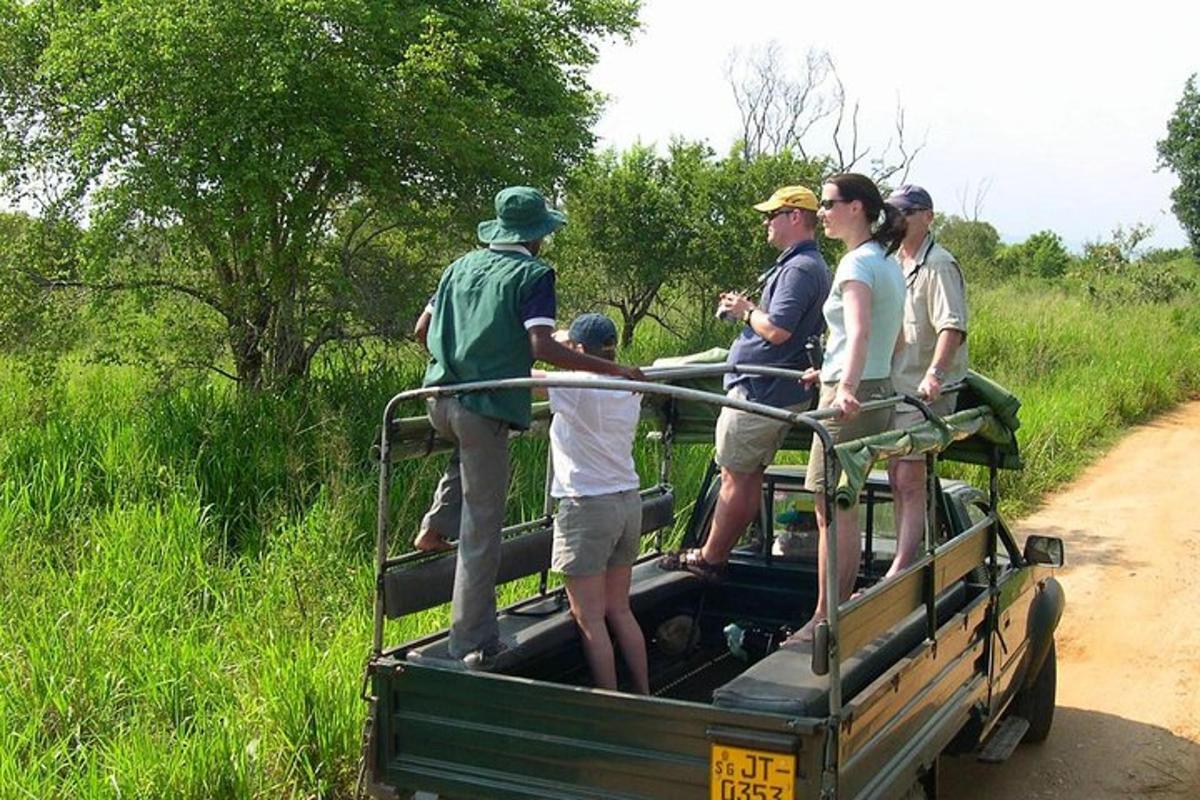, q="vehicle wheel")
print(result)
[1014,639,1056,743]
